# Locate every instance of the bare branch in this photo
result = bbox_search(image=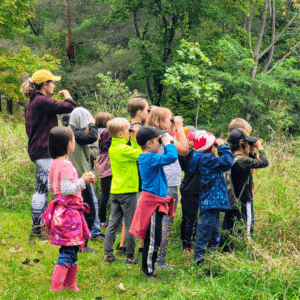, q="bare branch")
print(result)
[267,41,300,74]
